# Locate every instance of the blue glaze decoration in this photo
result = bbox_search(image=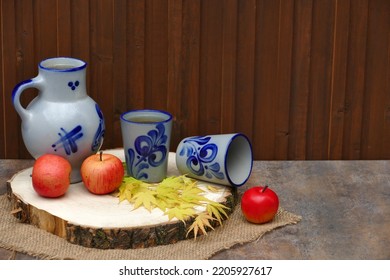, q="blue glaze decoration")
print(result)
[126,123,168,180]
[91,103,105,152]
[52,125,83,155]
[68,80,80,91]
[179,136,224,180]
[12,79,33,104]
